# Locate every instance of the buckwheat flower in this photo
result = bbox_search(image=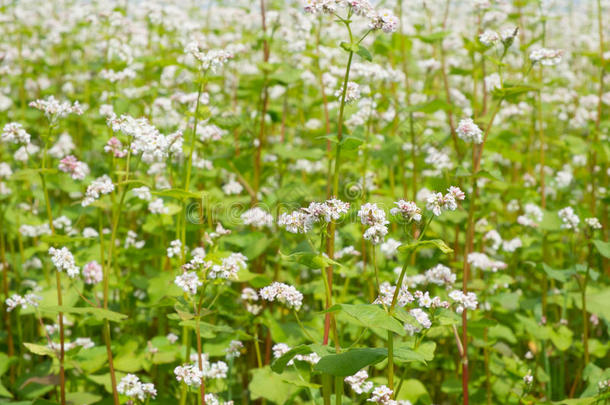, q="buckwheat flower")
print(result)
[197,124,225,142]
[479,30,500,46]
[209,253,247,280]
[448,186,465,201]
[148,198,169,214]
[167,333,179,344]
[241,207,274,228]
[523,370,533,385]
[358,203,387,226]
[124,230,145,249]
[58,155,90,180]
[241,287,259,301]
[558,207,579,230]
[82,261,103,285]
[117,374,156,401]
[175,271,202,295]
[368,385,393,403]
[82,175,114,207]
[103,137,127,158]
[529,48,563,66]
[390,200,422,222]
[502,237,522,252]
[348,0,374,16]
[225,340,244,359]
[29,96,83,121]
[320,198,350,222]
[448,290,478,313]
[426,191,459,216]
[457,118,483,144]
[0,163,12,179]
[425,264,456,286]
[370,9,398,33]
[272,343,291,359]
[184,43,234,72]
[468,252,507,272]
[517,203,543,227]
[167,239,182,258]
[260,282,304,310]
[485,73,502,91]
[82,227,99,238]
[5,293,40,312]
[222,179,243,195]
[132,186,152,201]
[14,144,40,162]
[48,133,75,158]
[380,238,401,257]
[484,230,503,251]
[364,224,388,245]
[278,210,314,233]
[335,81,360,104]
[374,282,413,307]
[585,217,602,230]
[345,370,373,395]
[335,246,361,259]
[1,122,31,145]
[48,247,79,278]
